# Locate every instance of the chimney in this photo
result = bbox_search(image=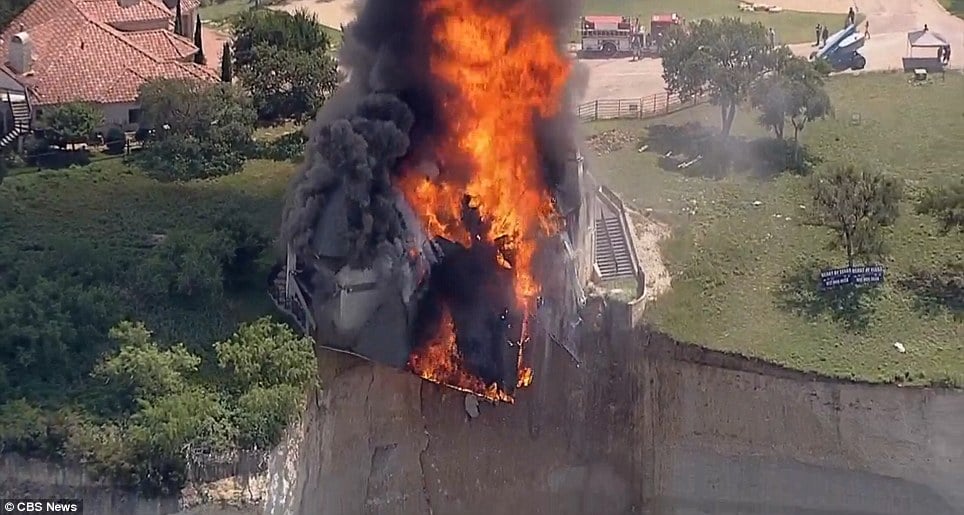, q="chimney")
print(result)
[117,0,140,7]
[9,31,33,74]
